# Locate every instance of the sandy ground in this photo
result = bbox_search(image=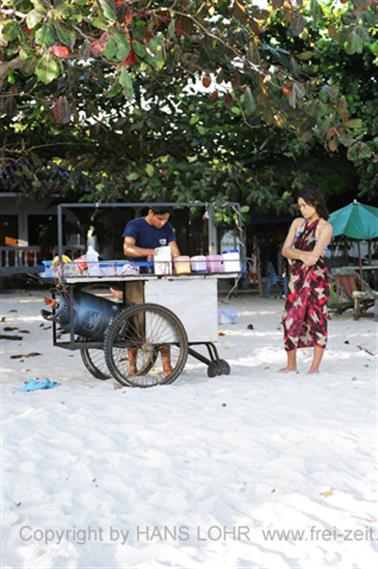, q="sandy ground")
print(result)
[1,289,377,569]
